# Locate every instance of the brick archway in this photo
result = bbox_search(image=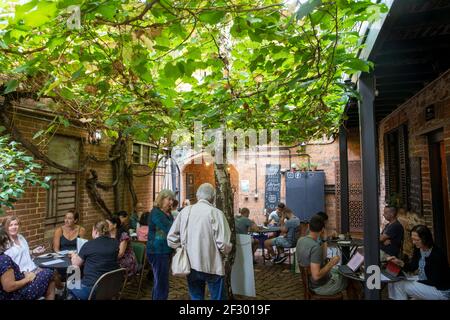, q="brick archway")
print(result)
[180,160,239,214]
